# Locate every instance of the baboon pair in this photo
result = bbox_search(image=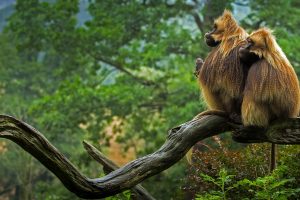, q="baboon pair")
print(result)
[197,10,300,142]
